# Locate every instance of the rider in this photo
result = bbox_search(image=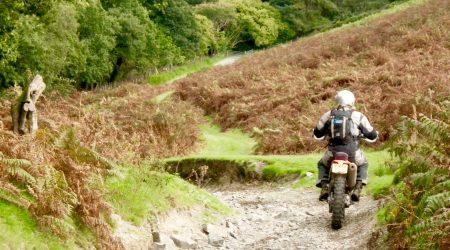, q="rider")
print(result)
[313,90,378,202]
